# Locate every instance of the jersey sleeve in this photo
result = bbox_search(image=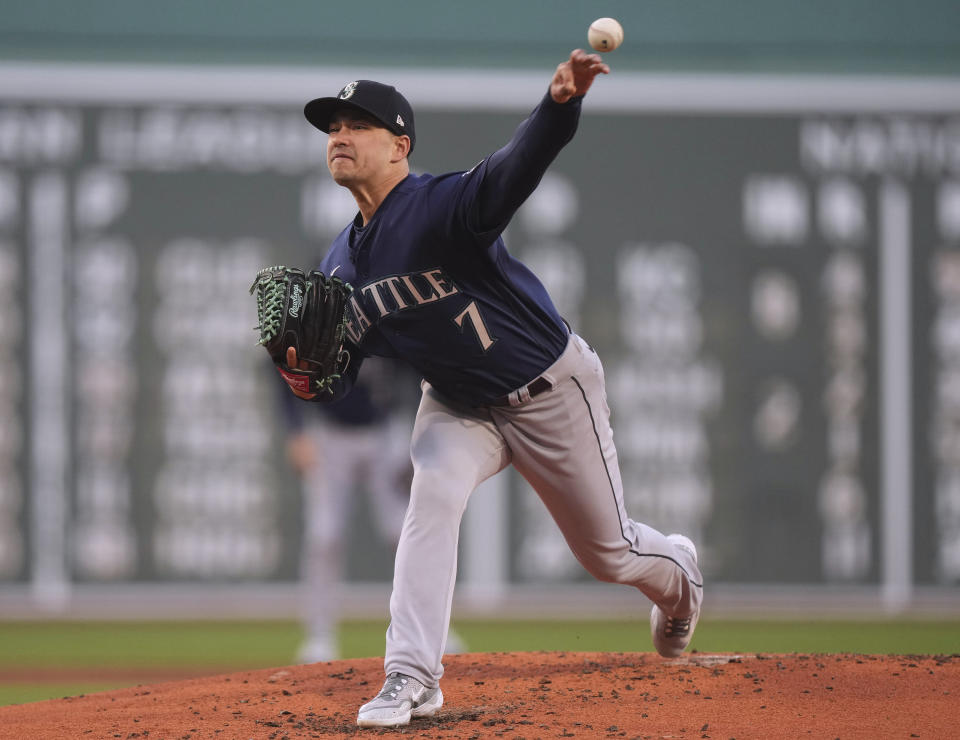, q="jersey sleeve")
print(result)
[459,91,583,242]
